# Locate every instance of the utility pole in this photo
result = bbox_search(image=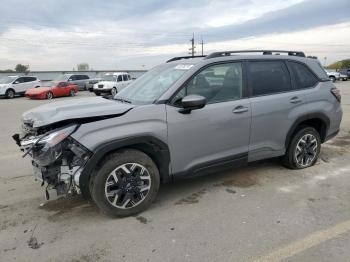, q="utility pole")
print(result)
[200,35,204,56]
[188,33,196,57]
